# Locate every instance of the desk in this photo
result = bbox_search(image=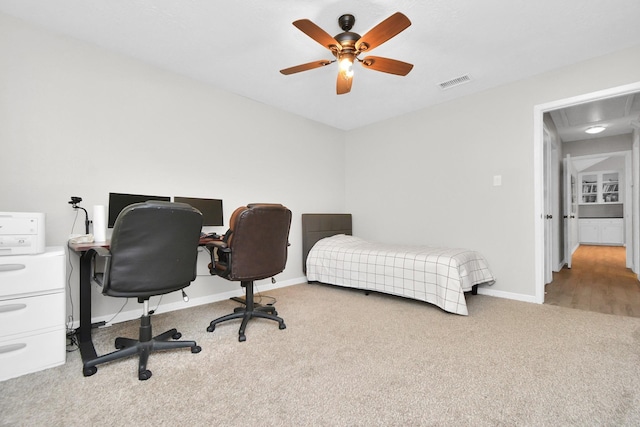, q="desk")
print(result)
[68,241,110,373]
[68,237,218,374]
